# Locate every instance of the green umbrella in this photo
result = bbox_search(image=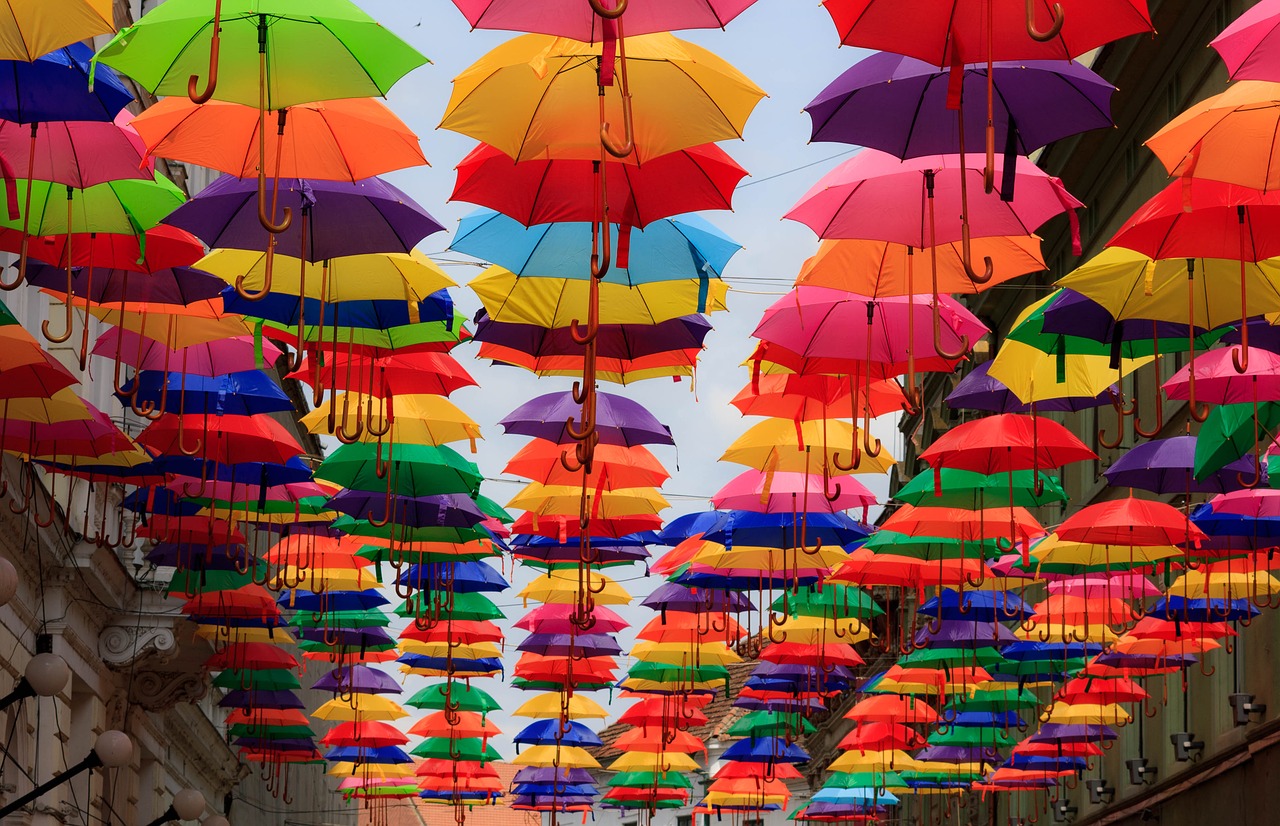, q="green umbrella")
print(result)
[994,657,1086,680]
[725,710,817,739]
[212,668,300,691]
[296,637,396,654]
[187,494,332,516]
[769,583,883,620]
[292,609,391,629]
[331,515,493,544]
[411,737,502,763]
[475,493,514,524]
[861,531,1002,561]
[260,311,469,349]
[360,541,501,568]
[823,771,908,790]
[510,678,613,692]
[314,442,482,497]
[1,174,185,238]
[926,726,1017,748]
[1196,399,1280,479]
[609,771,694,789]
[392,592,504,622]
[894,469,1066,509]
[166,568,255,595]
[94,0,428,109]
[947,686,1040,713]
[405,682,500,714]
[895,646,1005,669]
[228,723,315,739]
[602,798,685,810]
